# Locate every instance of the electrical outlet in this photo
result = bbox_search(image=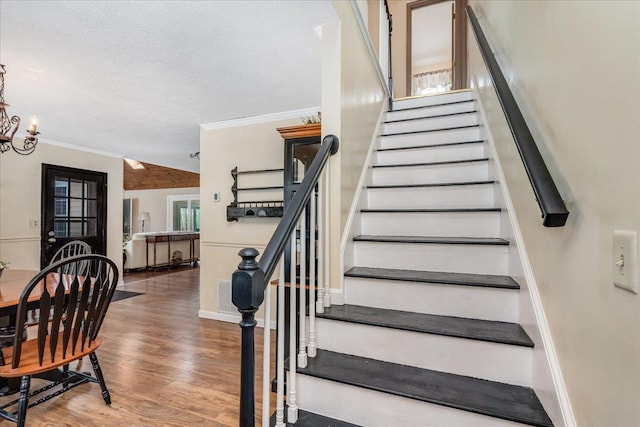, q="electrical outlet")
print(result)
[28,218,39,228]
[613,230,638,294]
